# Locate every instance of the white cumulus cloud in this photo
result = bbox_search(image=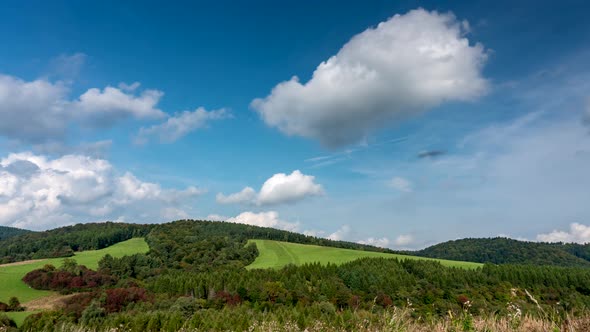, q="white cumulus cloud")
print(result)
[226,211,299,231]
[73,85,165,125]
[252,8,488,147]
[327,225,351,241]
[0,70,230,146]
[537,223,590,244]
[0,152,204,230]
[258,170,324,205]
[217,170,323,206]
[135,107,229,144]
